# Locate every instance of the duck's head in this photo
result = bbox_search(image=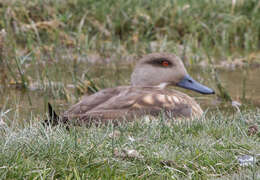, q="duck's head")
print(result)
[131,53,214,94]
